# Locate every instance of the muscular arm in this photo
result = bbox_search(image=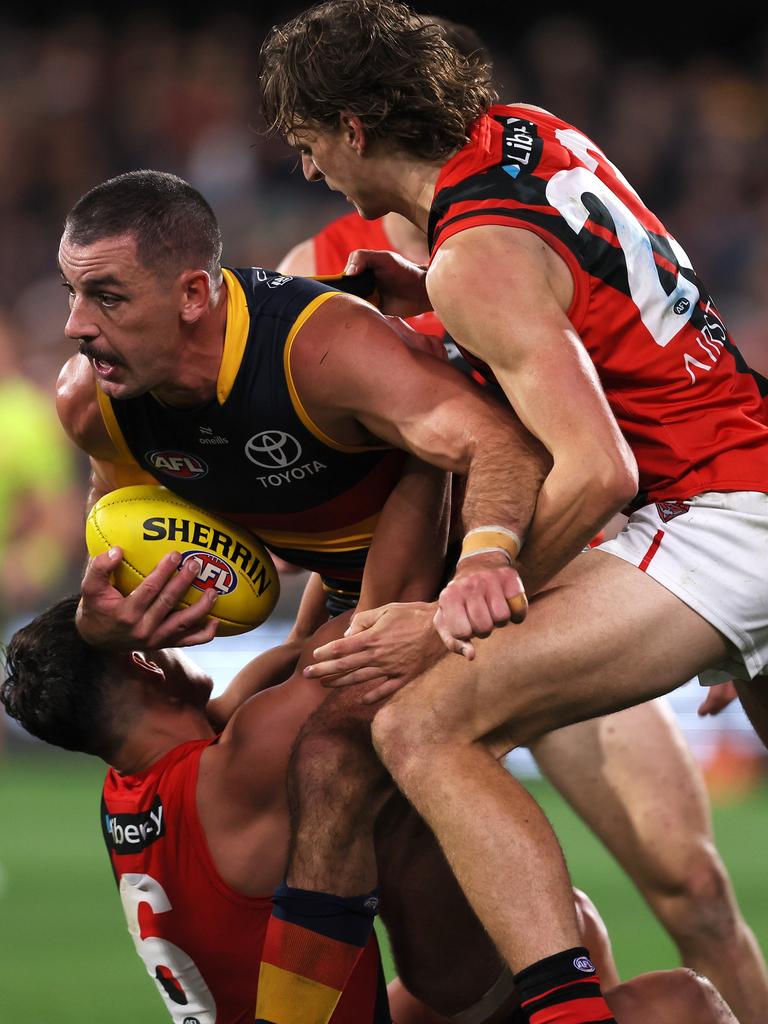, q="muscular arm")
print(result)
[428,226,638,594]
[290,294,549,555]
[277,238,317,276]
